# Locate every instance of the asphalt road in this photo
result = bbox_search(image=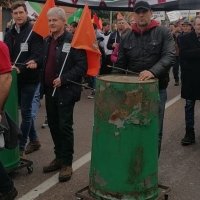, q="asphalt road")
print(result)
[7,71,200,200]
